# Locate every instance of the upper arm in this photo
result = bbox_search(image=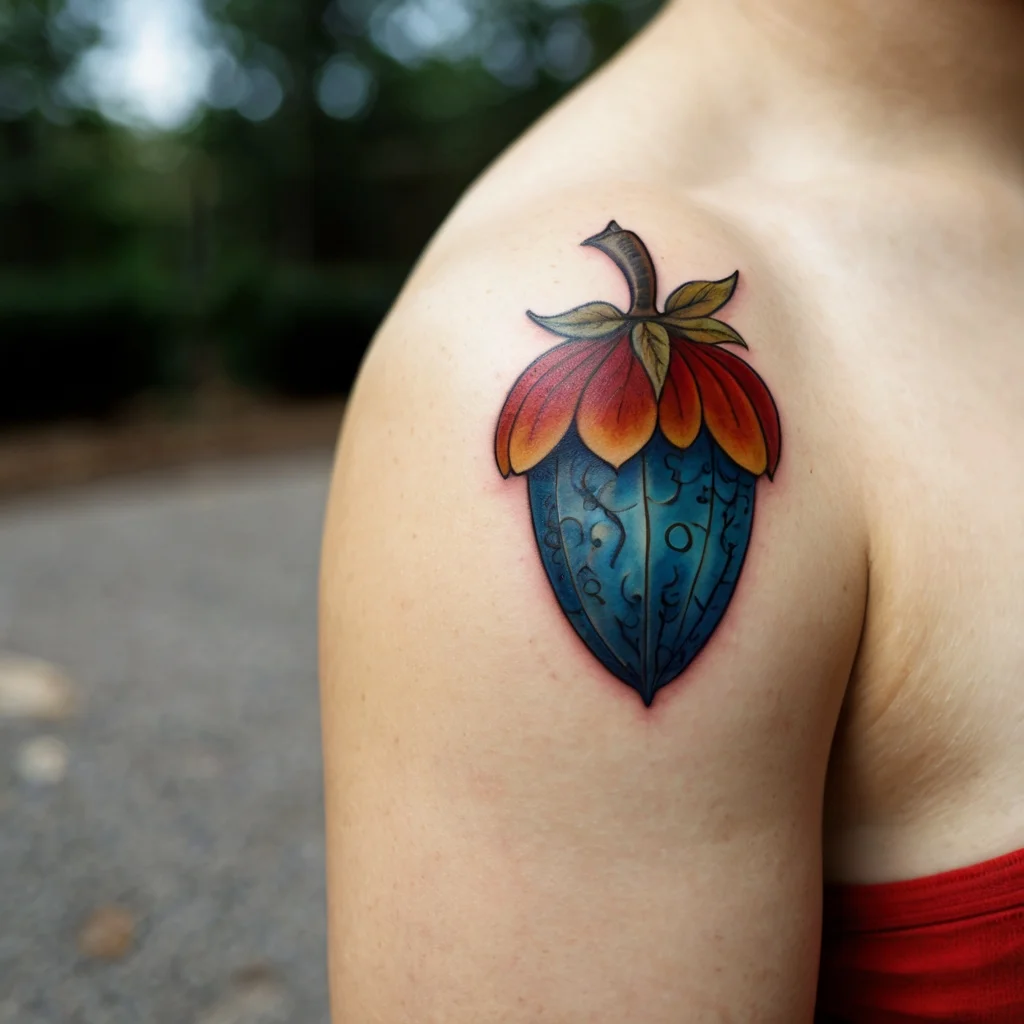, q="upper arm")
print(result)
[319,206,867,1023]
